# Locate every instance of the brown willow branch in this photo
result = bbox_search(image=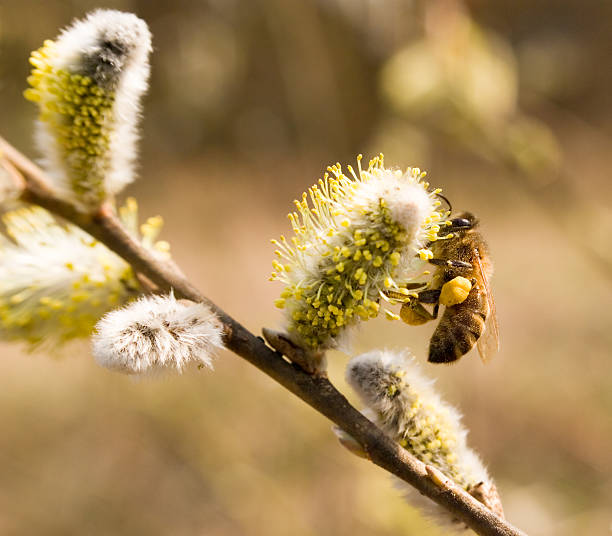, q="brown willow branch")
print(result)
[0,135,527,536]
